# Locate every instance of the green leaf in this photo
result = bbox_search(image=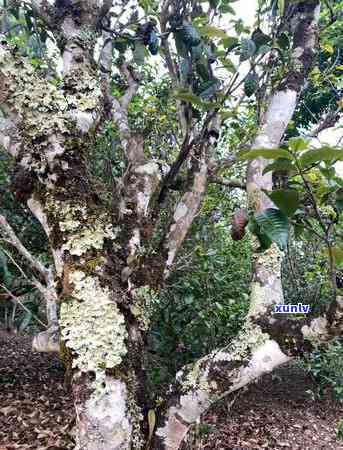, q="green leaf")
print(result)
[209,0,219,8]
[293,223,304,240]
[198,78,221,99]
[277,32,290,50]
[174,31,188,57]
[248,216,272,251]
[267,189,300,216]
[240,38,256,62]
[174,91,203,106]
[331,247,343,269]
[256,44,271,55]
[299,147,343,168]
[221,36,239,52]
[244,73,259,97]
[251,28,271,48]
[255,208,289,250]
[262,158,295,175]
[195,61,211,80]
[133,41,145,65]
[199,25,227,39]
[288,136,309,152]
[239,148,293,161]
